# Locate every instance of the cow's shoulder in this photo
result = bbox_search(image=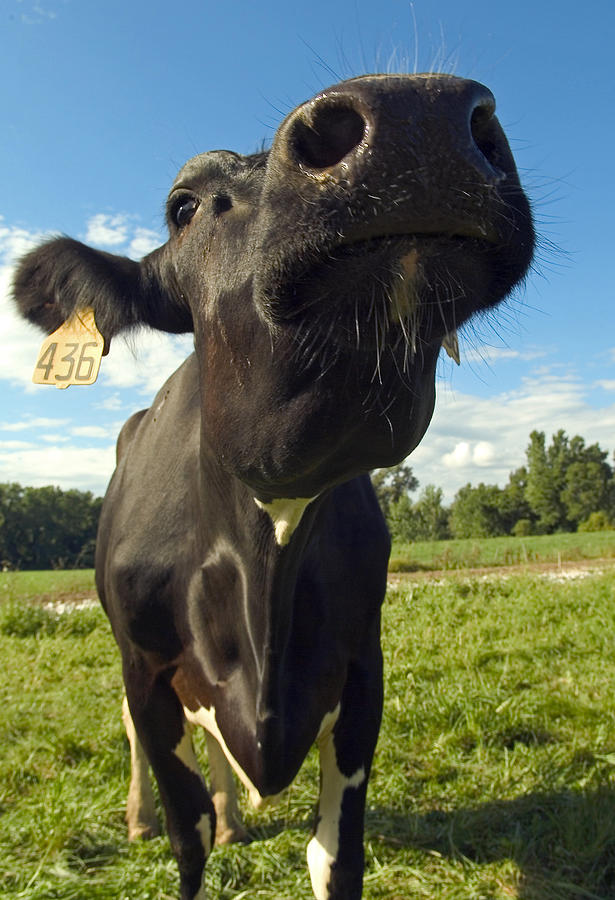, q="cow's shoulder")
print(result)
[96,354,201,615]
